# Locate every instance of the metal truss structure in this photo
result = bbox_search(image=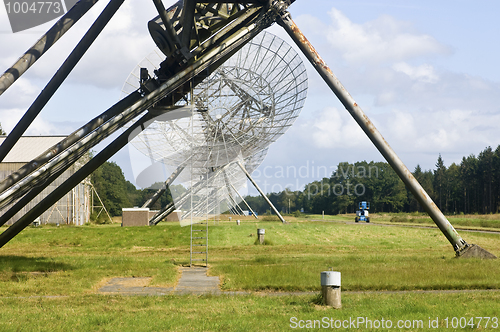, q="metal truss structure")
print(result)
[126,31,306,167]
[148,148,267,226]
[0,0,494,257]
[125,31,306,223]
